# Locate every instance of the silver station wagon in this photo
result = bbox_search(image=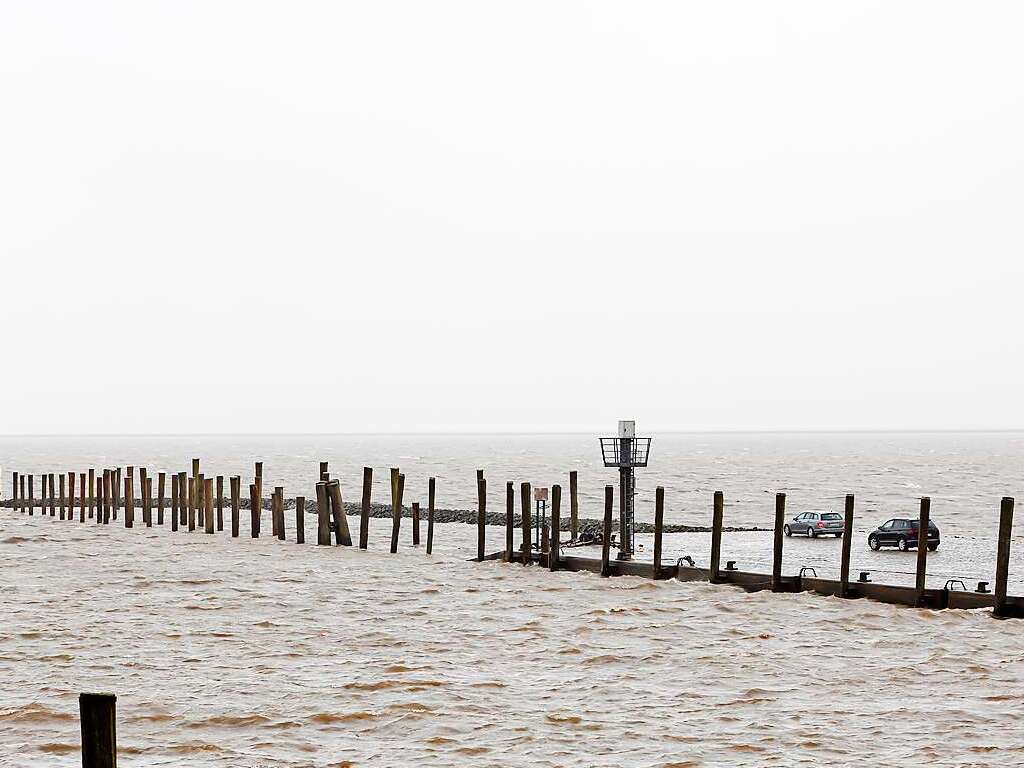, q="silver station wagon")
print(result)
[783,511,844,538]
